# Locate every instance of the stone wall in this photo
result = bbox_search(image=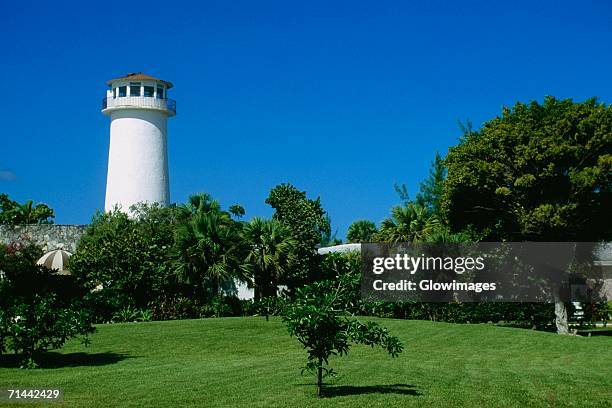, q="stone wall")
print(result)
[0,225,87,253]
